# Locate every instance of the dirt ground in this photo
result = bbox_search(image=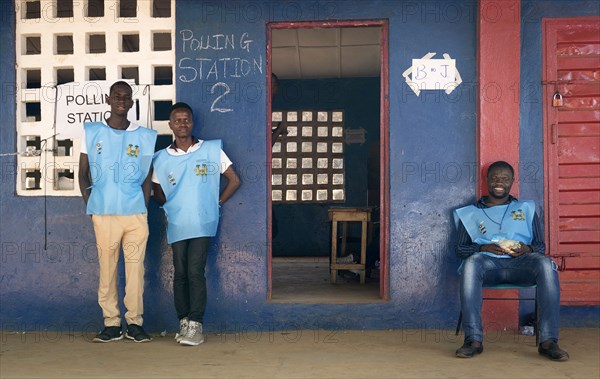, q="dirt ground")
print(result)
[1,328,598,379]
